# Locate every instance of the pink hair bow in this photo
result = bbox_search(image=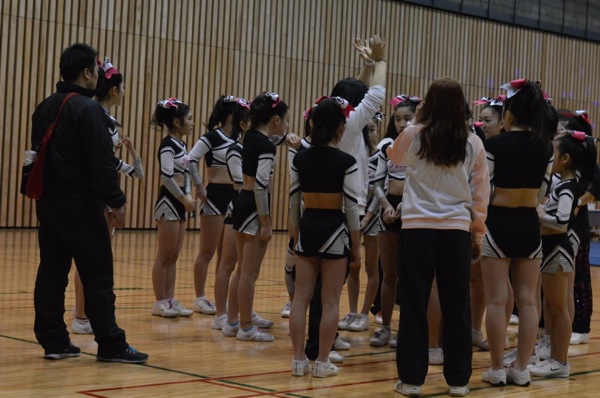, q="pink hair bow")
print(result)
[500,79,527,98]
[571,131,587,141]
[158,97,181,109]
[473,121,485,128]
[236,97,251,109]
[101,56,121,79]
[576,110,591,125]
[389,94,422,109]
[265,92,281,108]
